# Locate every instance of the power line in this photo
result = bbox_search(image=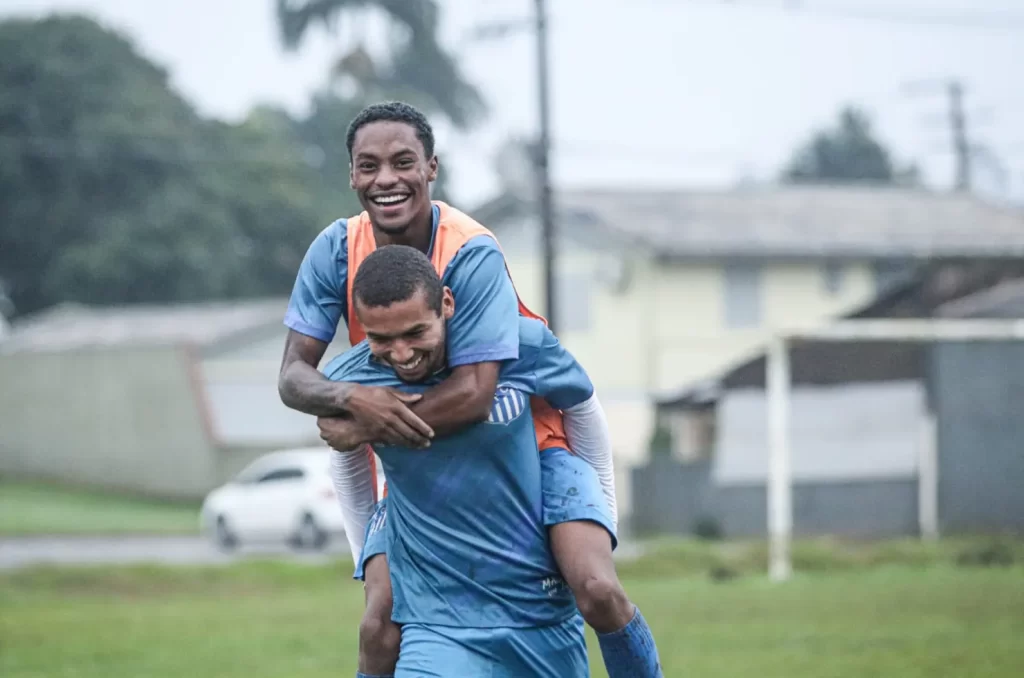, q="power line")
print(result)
[599,0,1024,32]
[556,139,747,162]
[771,2,1024,31]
